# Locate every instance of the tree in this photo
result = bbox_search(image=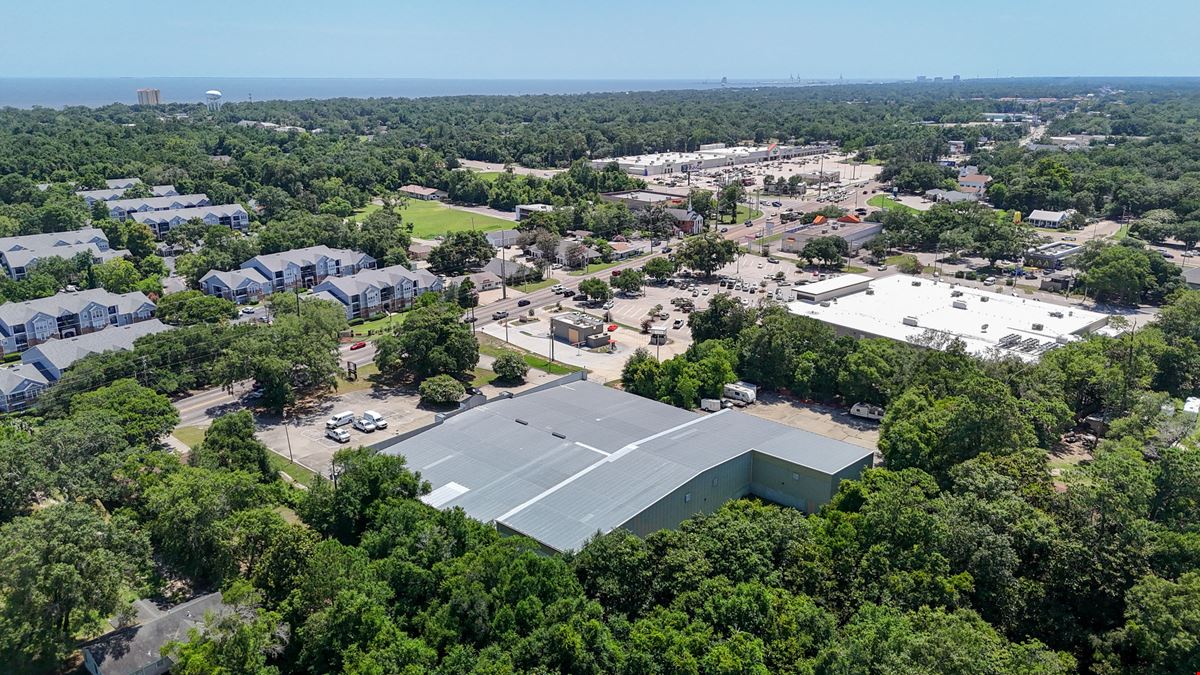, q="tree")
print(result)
[492,351,529,383]
[611,269,644,296]
[677,231,738,277]
[298,446,428,543]
[718,183,746,223]
[689,293,758,342]
[155,290,237,326]
[578,278,613,302]
[165,582,286,675]
[688,189,716,223]
[190,411,275,481]
[801,236,849,268]
[1077,243,1155,305]
[894,254,922,274]
[1123,572,1200,672]
[93,258,144,293]
[70,378,179,447]
[420,374,466,405]
[643,256,677,282]
[0,504,151,669]
[377,301,478,381]
[428,230,495,275]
